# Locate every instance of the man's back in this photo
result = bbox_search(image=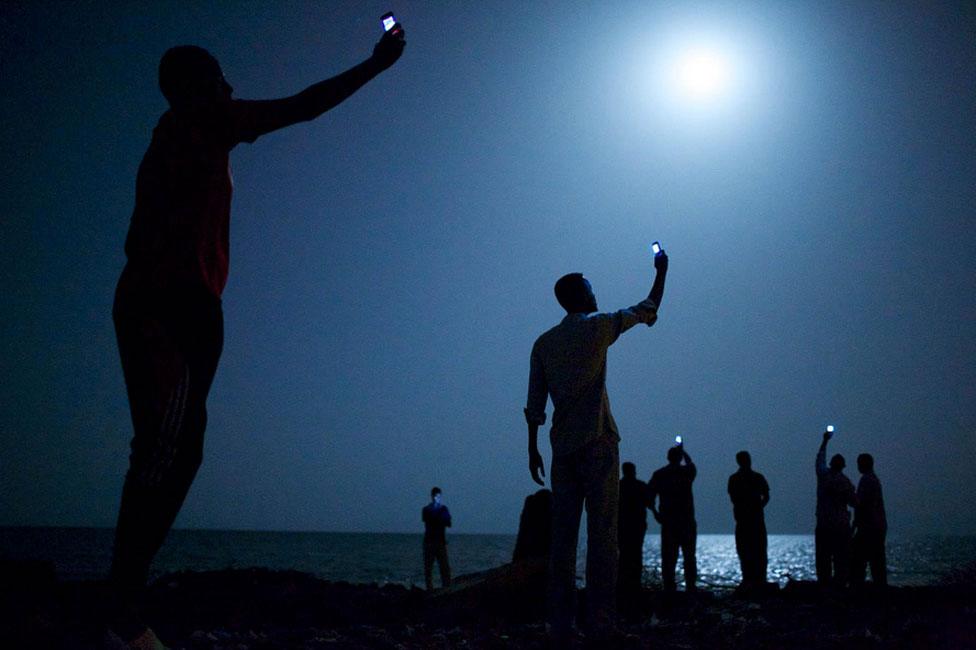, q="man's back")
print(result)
[649,464,696,525]
[526,300,656,456]
[619,475,649,532]
[728,469,769,523]
[817,471,855,529]
[855,472,887,533]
